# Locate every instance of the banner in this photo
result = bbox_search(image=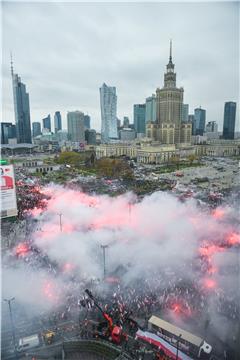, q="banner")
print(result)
[0,165,18,218]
